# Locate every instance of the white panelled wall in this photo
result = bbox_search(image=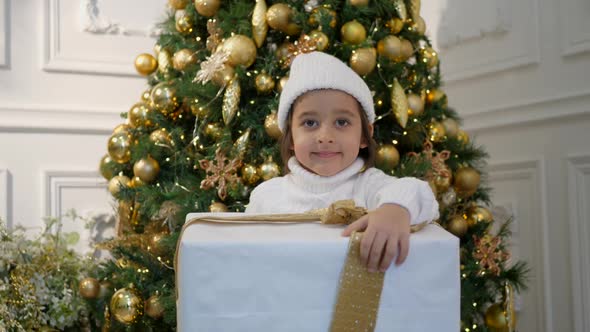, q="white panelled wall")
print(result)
[0,0,588,331]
